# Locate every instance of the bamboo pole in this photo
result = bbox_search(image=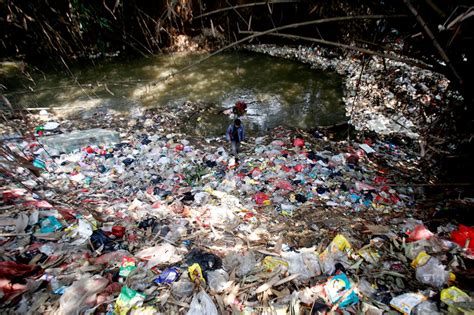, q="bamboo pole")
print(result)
[403,0,463,86]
